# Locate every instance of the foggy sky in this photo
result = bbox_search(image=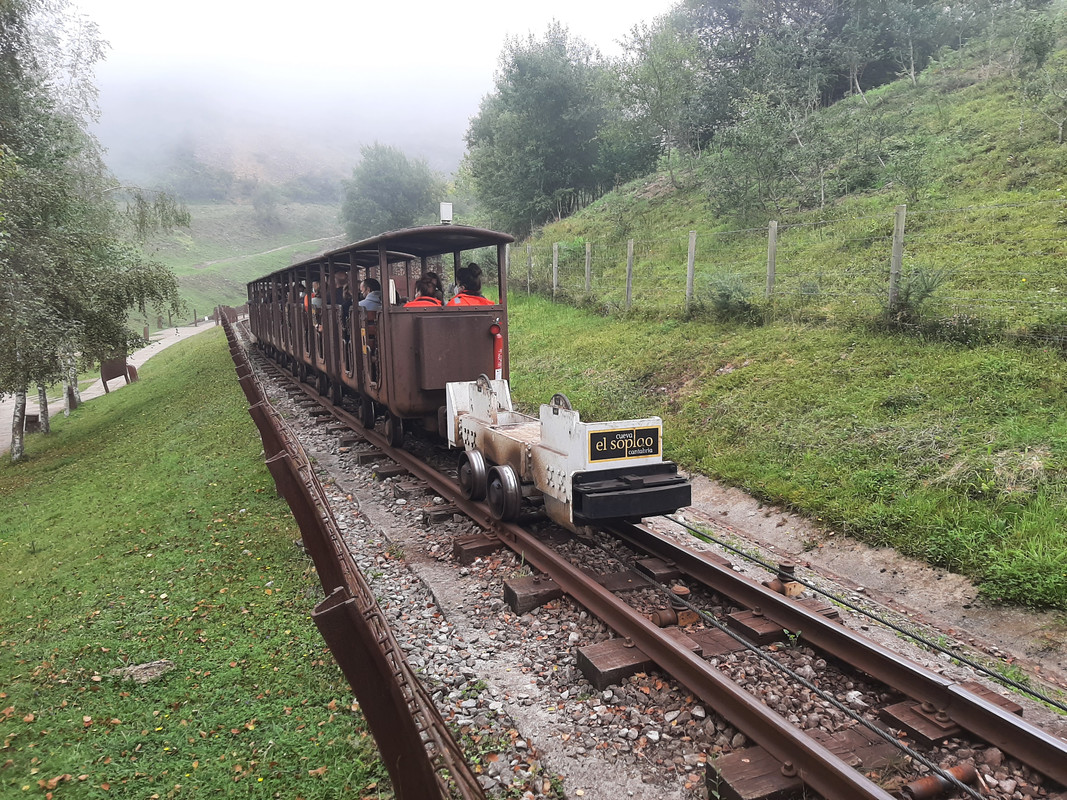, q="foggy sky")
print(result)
[82,0,680,183]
